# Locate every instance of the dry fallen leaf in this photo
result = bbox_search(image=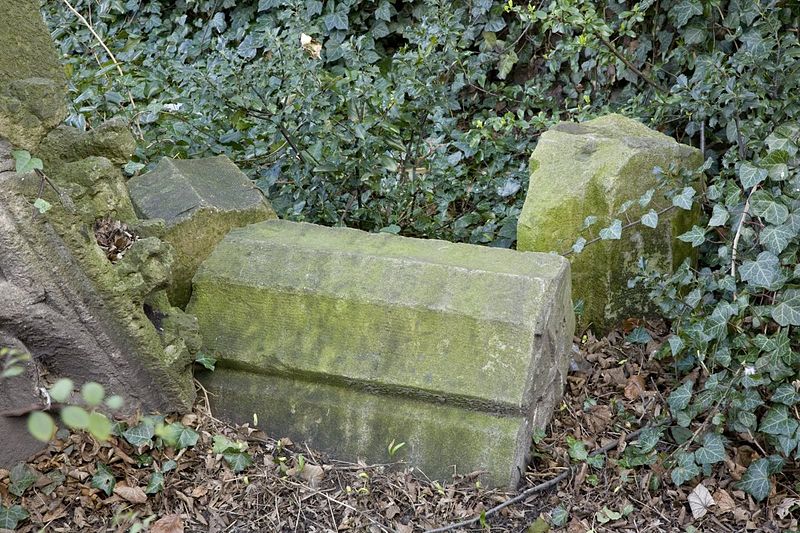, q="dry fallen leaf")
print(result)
[113,484,147,504]
[624,374,646,400]
[688,482,715,519]
[777,497,800,519]
[713,489,736,515]
[300,463,325,488]
[151,514,184,533]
